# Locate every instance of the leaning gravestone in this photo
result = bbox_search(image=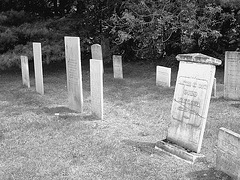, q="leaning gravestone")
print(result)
[90,59,103,120]
[64,36,83,112]
[224,51,240,100]
[113,55,123,79]
[216,127,240,180]
[156,53,221,163]
[33,42,44,95]
[20,56,30,88]
[91,44,104,73]
[156,66,171,87]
